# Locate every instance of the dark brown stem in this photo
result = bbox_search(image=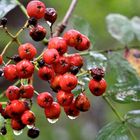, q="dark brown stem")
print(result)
[53,0,78,37]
